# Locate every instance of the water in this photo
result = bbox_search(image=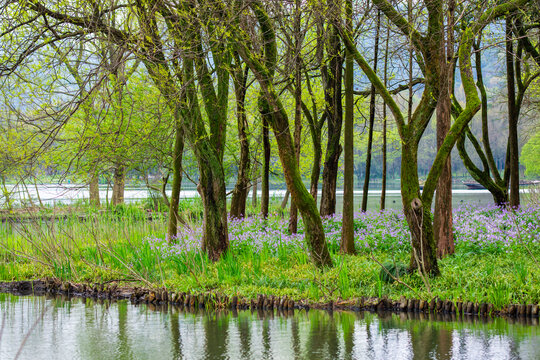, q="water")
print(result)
[1,294,538,360]
[1,183,513,211]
